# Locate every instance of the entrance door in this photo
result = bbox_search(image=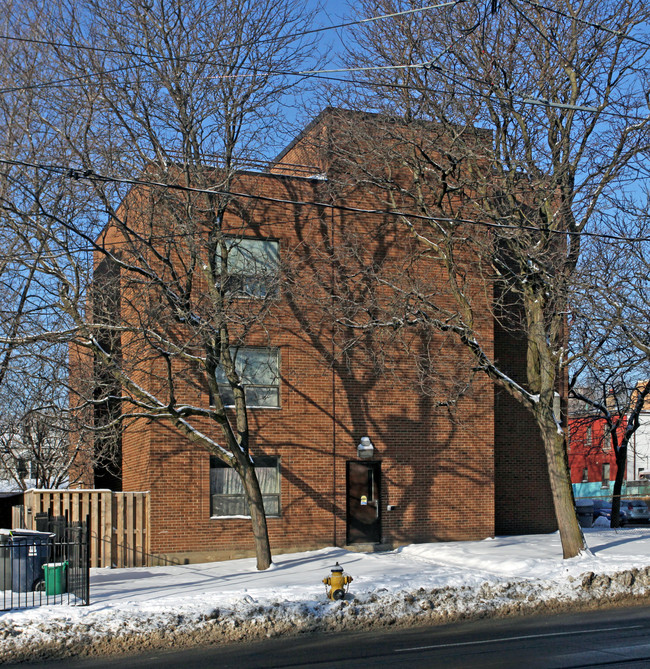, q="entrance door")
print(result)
[346,461,381,544]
